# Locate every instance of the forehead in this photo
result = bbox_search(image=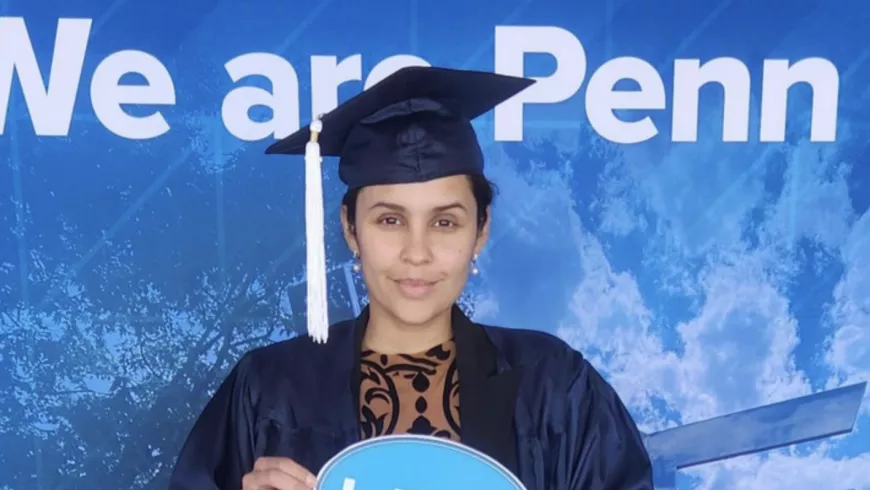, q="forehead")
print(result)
[357,175,475,209]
